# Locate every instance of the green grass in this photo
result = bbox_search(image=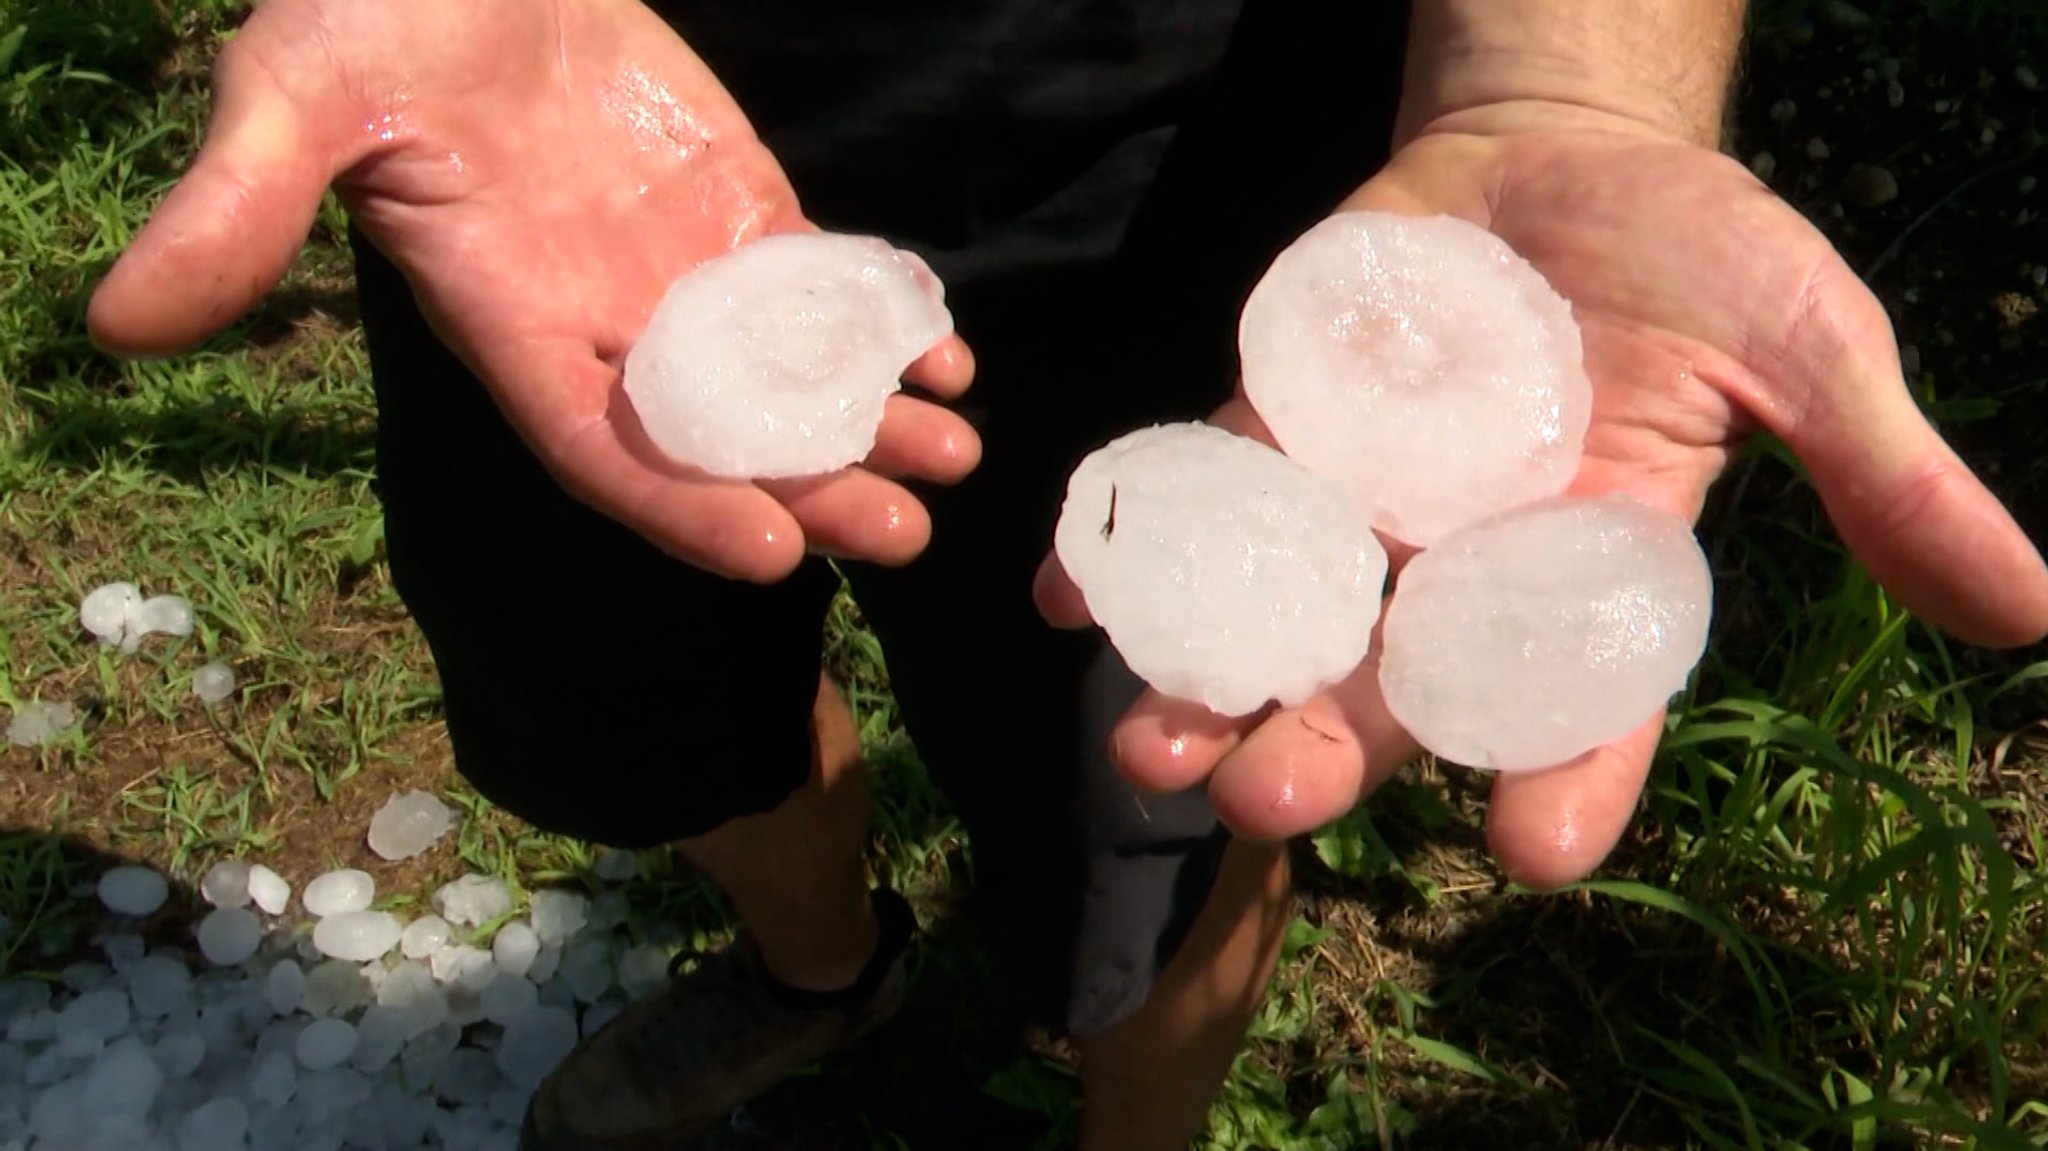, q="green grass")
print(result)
[3,2,2046,1148]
